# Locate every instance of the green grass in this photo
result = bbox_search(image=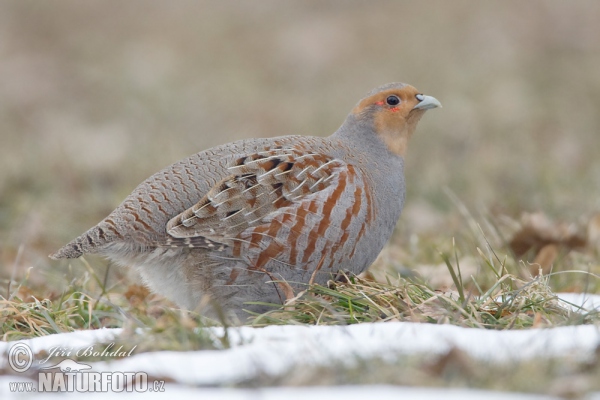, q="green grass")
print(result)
[250,239,598,328]
[1,262,227,352]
